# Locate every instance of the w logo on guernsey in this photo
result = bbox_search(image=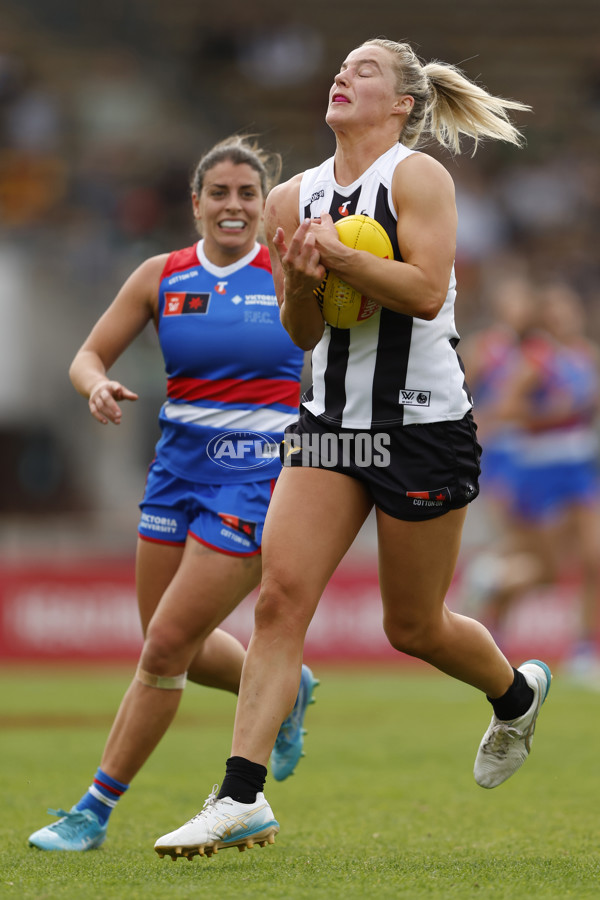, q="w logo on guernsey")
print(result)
[399,389,431,407]
[207,431,279,470]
